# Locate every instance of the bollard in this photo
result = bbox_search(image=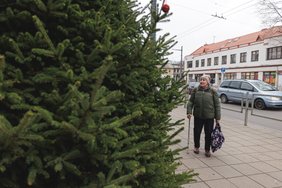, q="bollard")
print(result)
[244,92,249,126]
